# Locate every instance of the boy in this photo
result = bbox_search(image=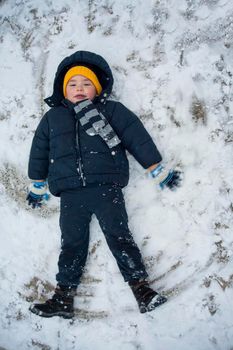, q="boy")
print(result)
[27,50,181,318]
